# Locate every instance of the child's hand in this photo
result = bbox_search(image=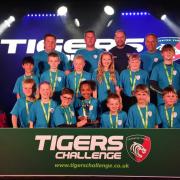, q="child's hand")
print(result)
[77,118,87,127]
[78,116,88,121]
